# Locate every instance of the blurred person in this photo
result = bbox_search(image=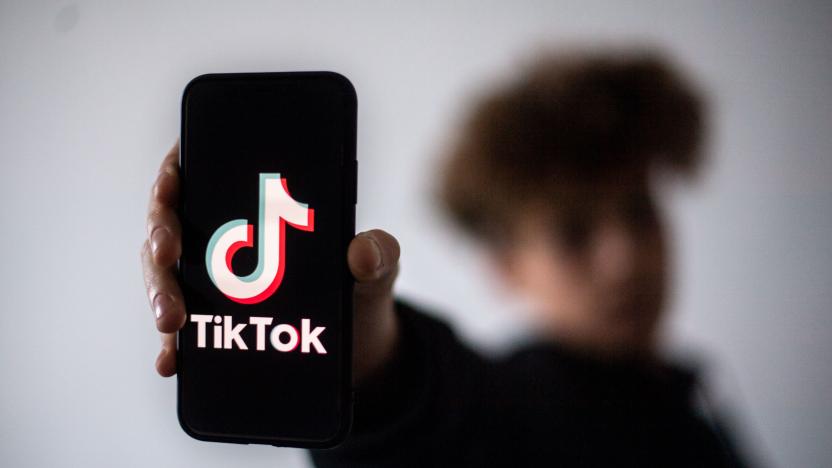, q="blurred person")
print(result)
[142,47,753,467]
